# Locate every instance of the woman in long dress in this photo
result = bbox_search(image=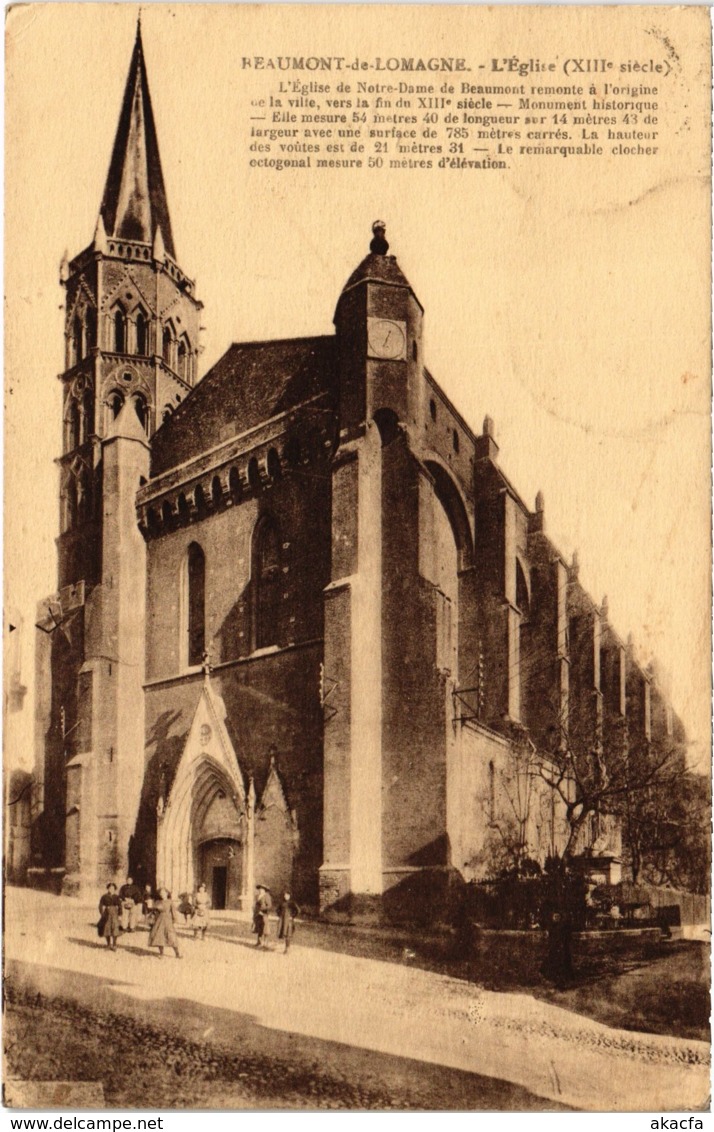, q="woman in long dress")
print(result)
[98,883,122,951]
[148,887,182,958]
[277,891,300,954]
[191,883,211,940]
